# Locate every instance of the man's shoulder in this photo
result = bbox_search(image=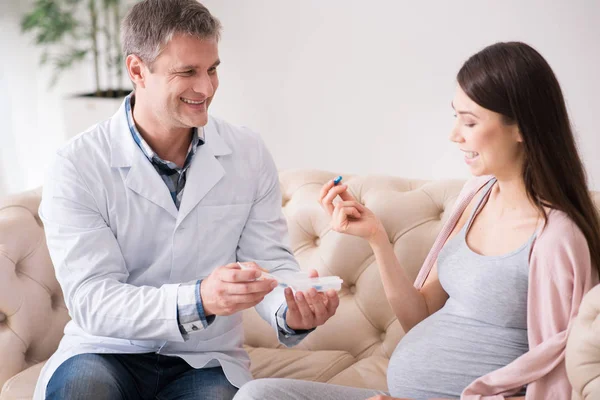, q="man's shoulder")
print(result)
[56,119,113,165]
